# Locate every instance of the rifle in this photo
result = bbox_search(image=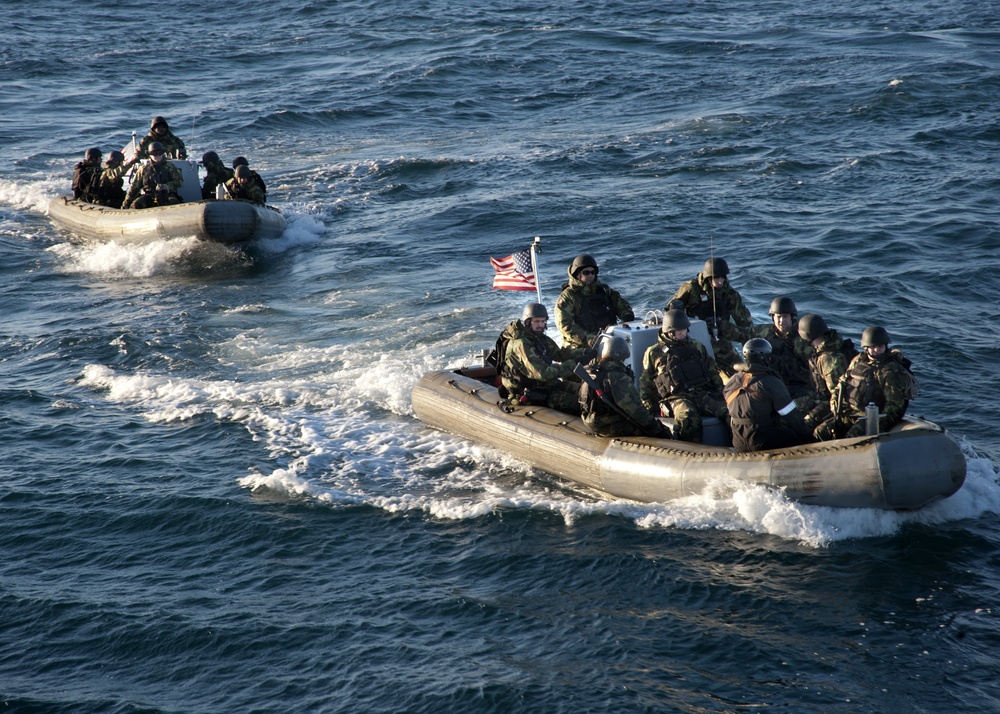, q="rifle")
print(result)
[709,238,719,341]
[573,364,667,439]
